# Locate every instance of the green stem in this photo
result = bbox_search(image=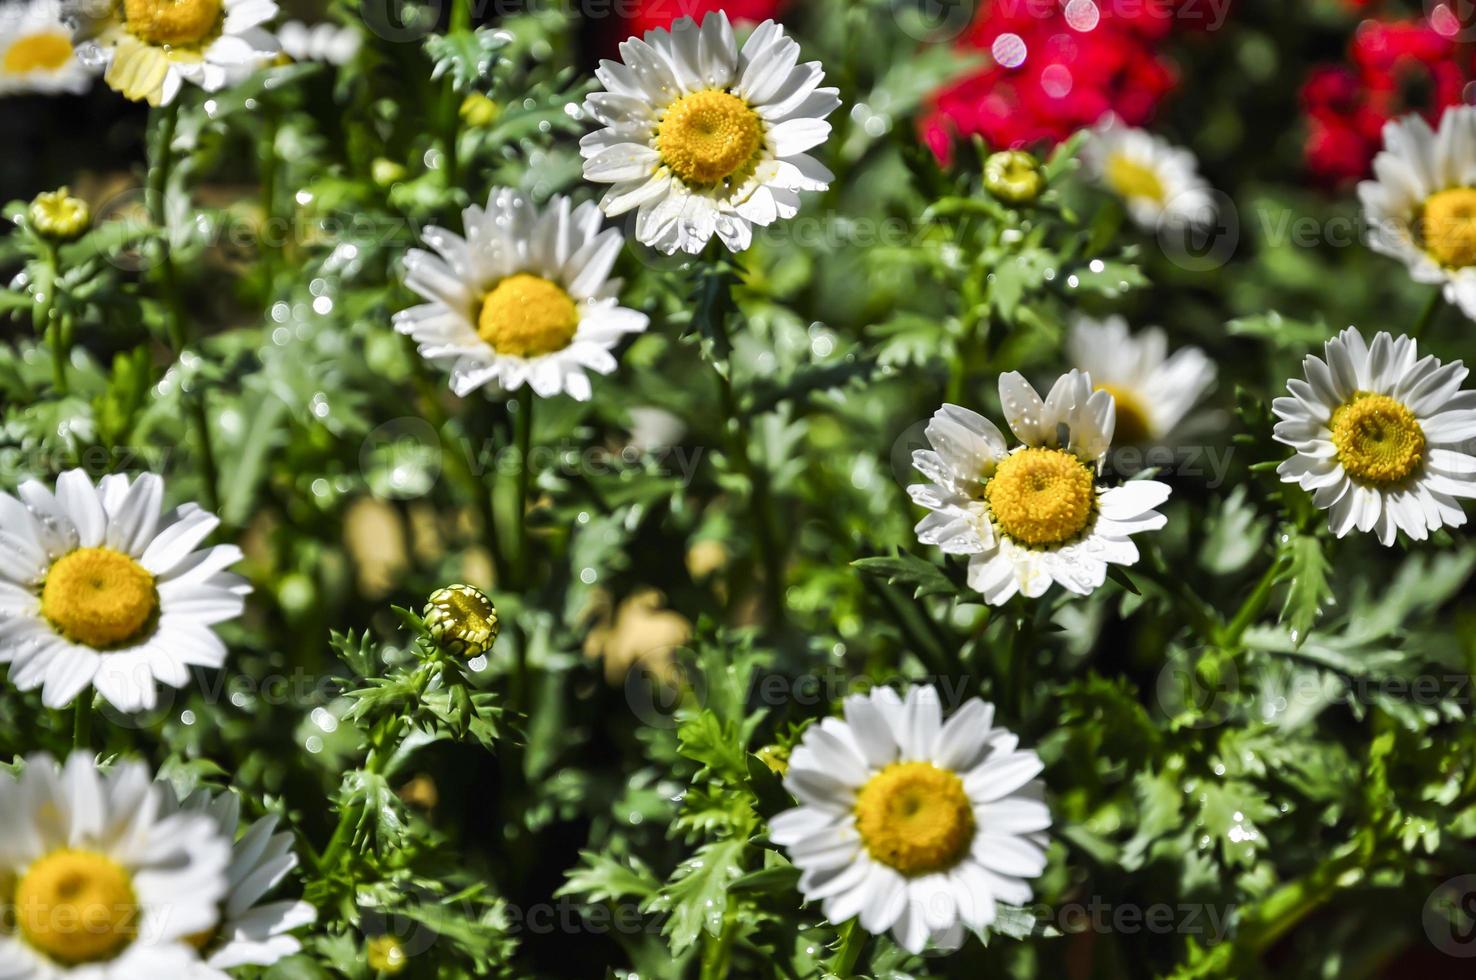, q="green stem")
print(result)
[1221,553,1290,650]
[72,696,90,751]
[1409,288,1443,340]
[705,293,789,632]
[36,241,68,394]
[700,910,739,980]
[442,0,473,189]
[514,385,534,590]
[259,102,282,290]
[829,919,866,977]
